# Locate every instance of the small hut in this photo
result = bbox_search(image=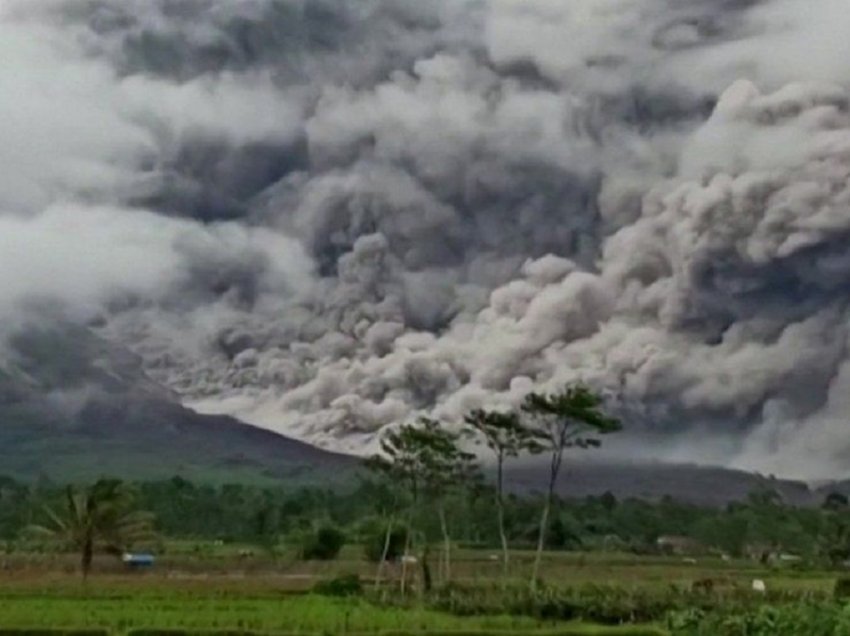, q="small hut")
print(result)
[122,553,155,569]
[656,535,705,556]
